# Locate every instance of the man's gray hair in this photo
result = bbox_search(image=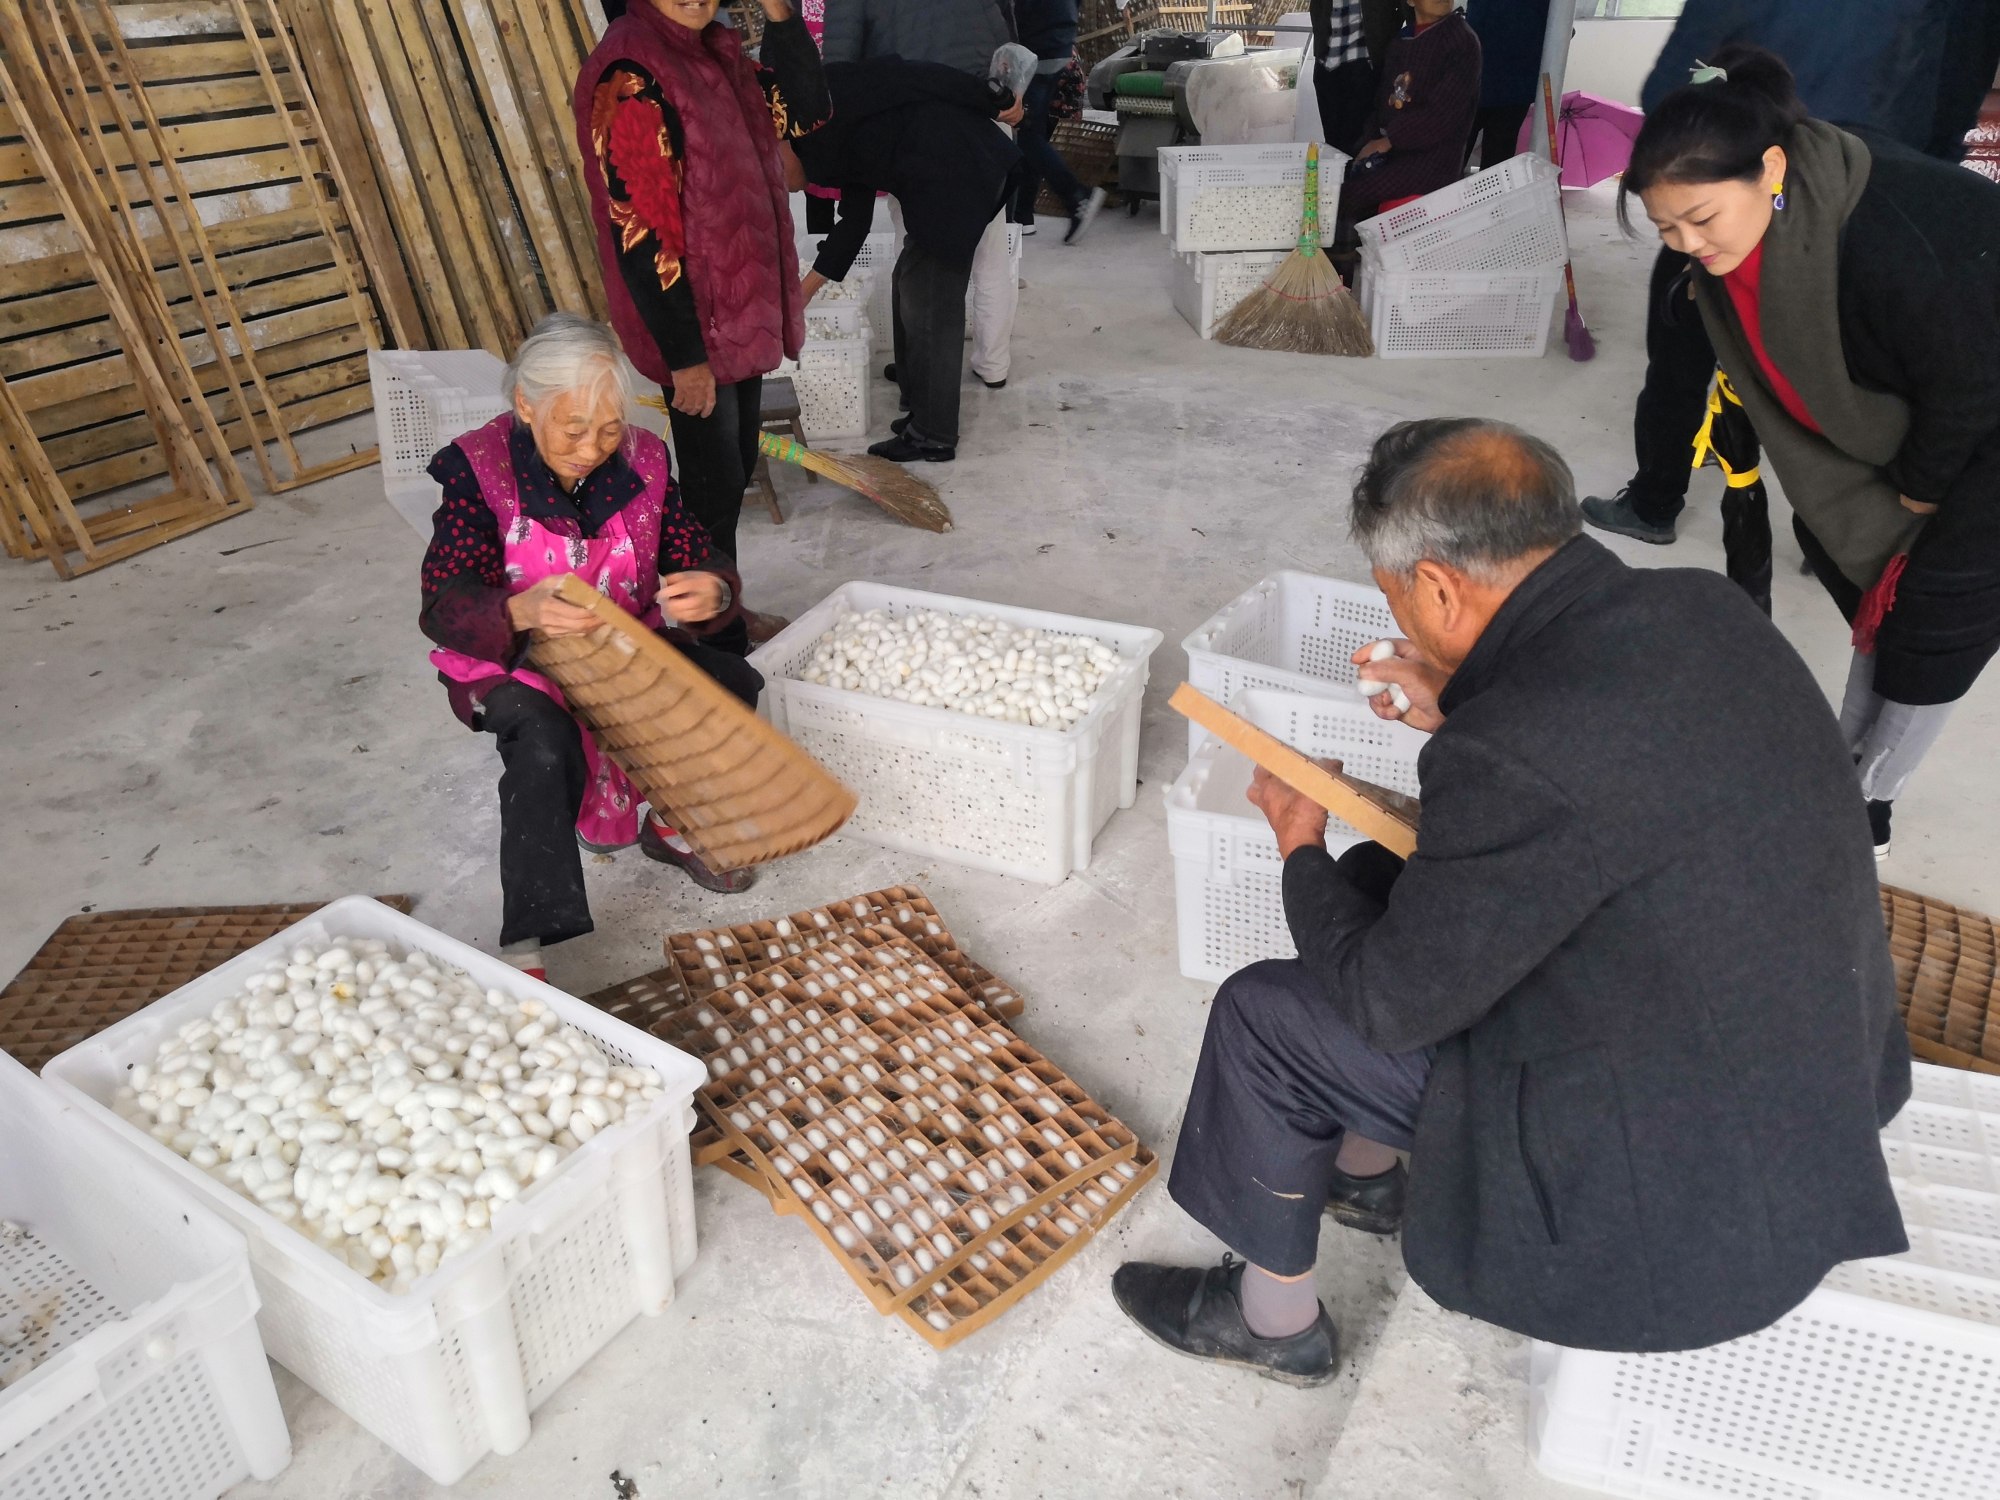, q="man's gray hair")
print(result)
[1348,418,1582,580]
[502,311,634,412]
